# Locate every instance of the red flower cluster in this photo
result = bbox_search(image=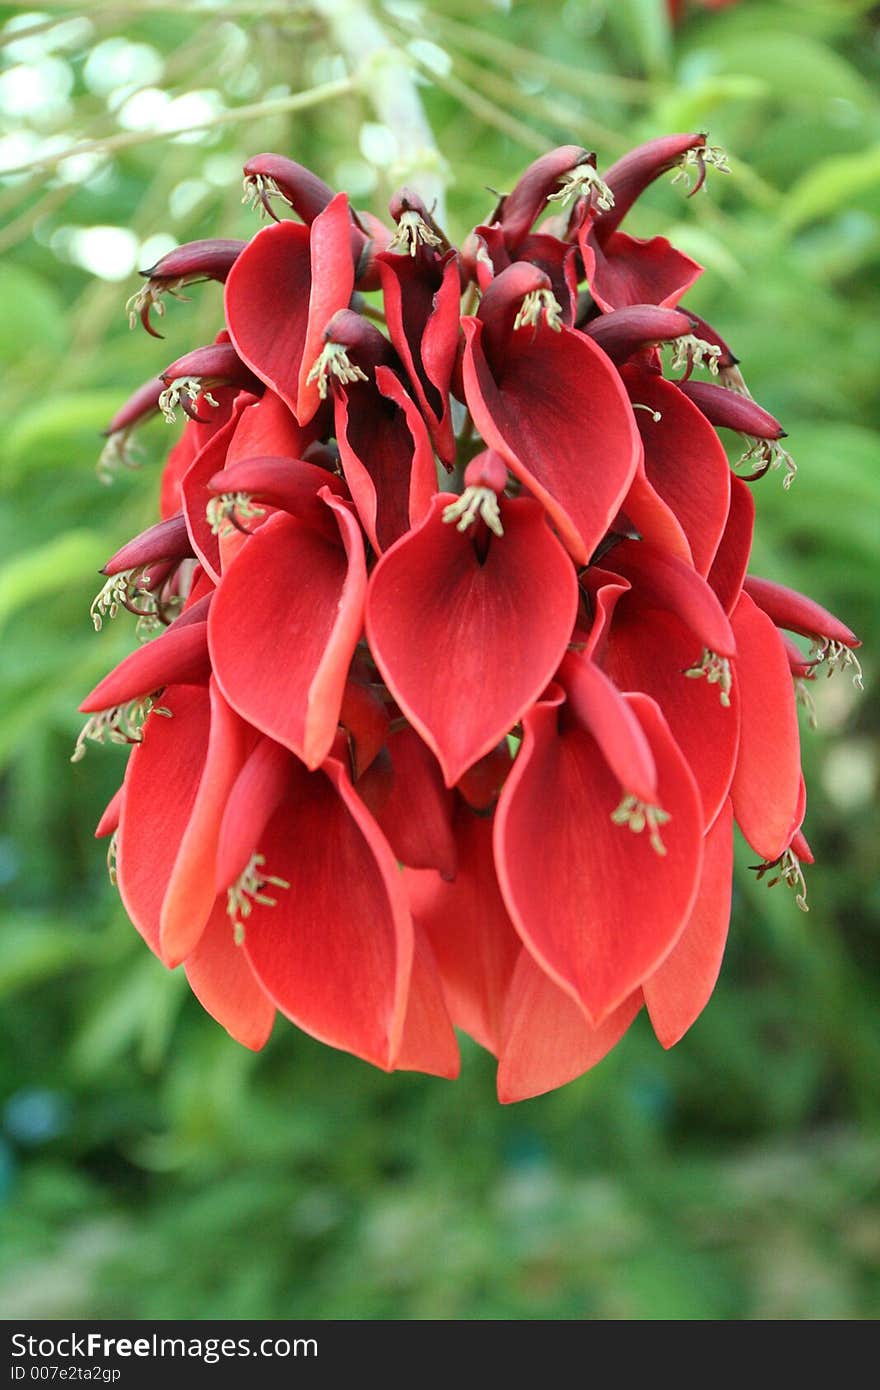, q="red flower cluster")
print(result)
[80,133,861,1101]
